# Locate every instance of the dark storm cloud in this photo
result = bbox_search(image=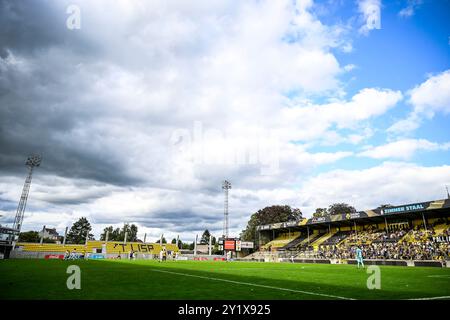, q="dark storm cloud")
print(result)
[0,1,64,54]
[0,1,143,186]
[38,188,115,205]
[92,208,224,232]
[0,104,142,186]
[0,197,16,211]
[0,1,99,57]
